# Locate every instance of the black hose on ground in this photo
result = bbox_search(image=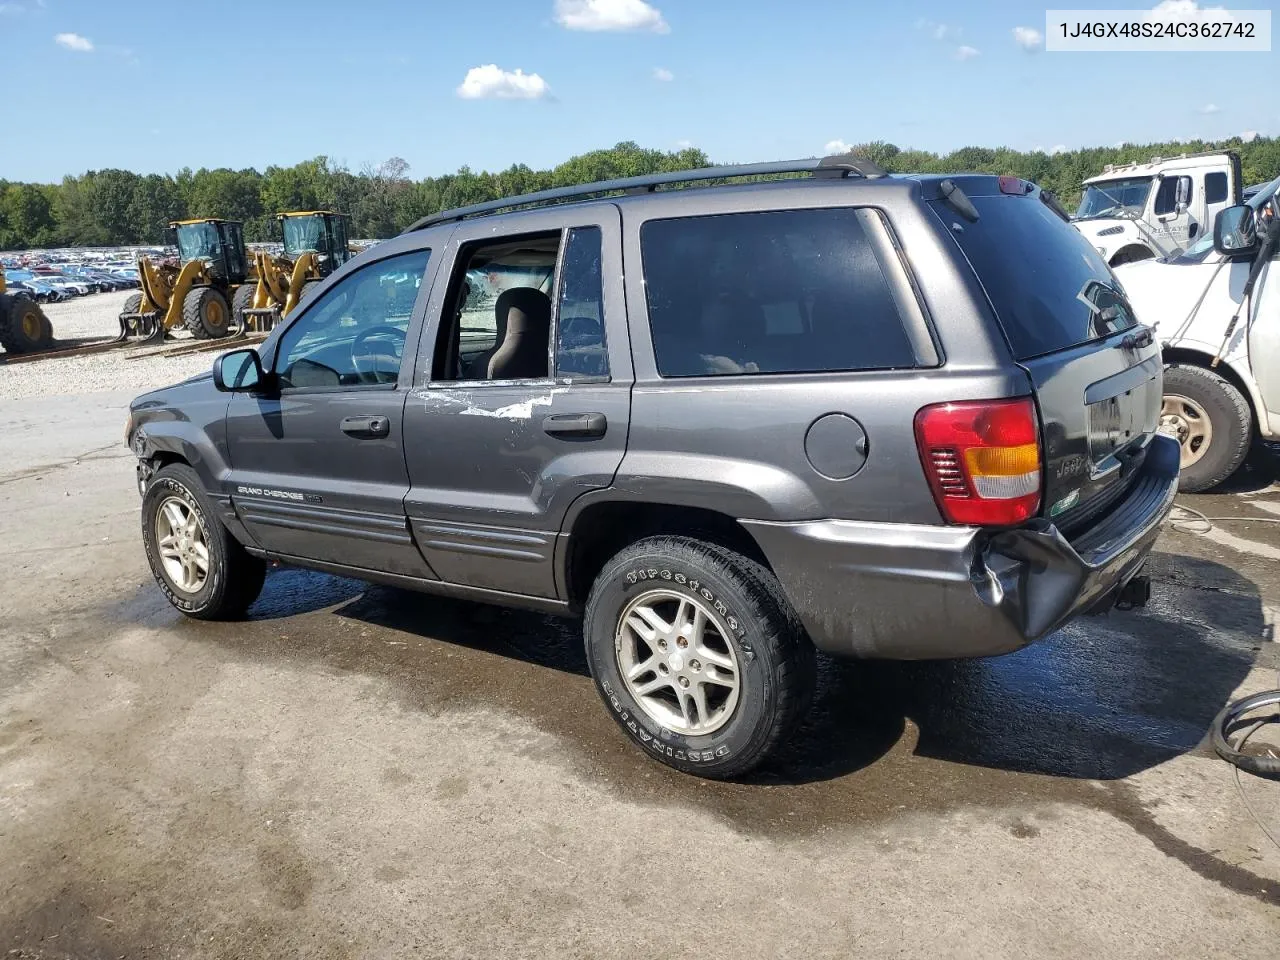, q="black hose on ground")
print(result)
[1213,691,1280,779]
